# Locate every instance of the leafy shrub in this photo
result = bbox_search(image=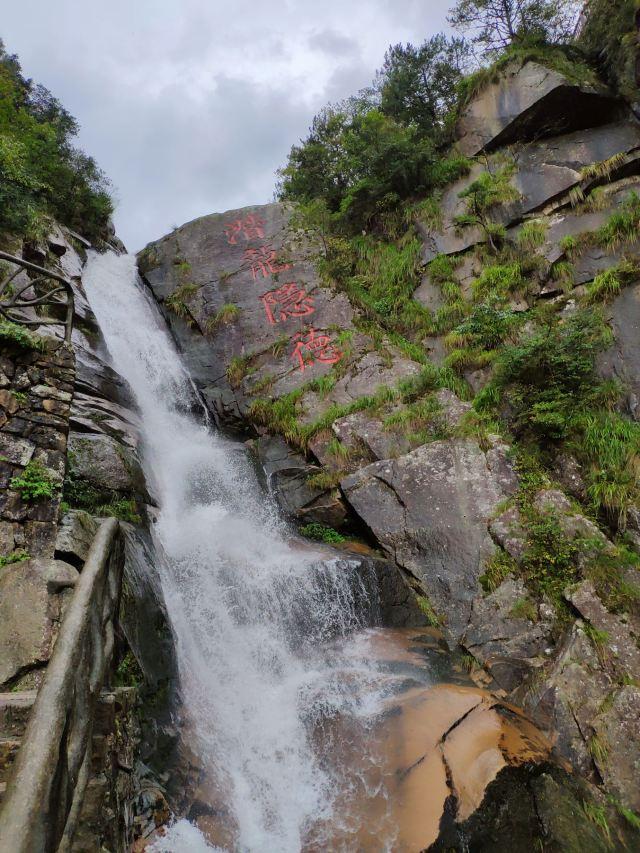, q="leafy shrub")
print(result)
[446,302,523,350]
[0,320,45,351]
[10,460,56,502]
[97,499,141,525]
[115,650,143,687]
[299,522,346,544]
[482,310,612,442]
[0,549,29,569]
[520,512,580,602]
[455,164,520,249]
